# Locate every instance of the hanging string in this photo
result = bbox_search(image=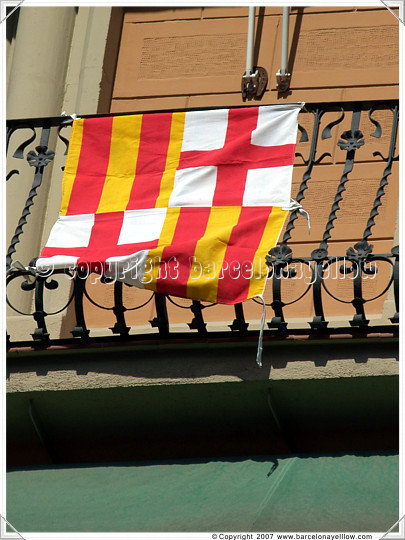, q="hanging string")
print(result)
[283,198,311,234]
[255,199,311,366]
[255,276,269,367]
